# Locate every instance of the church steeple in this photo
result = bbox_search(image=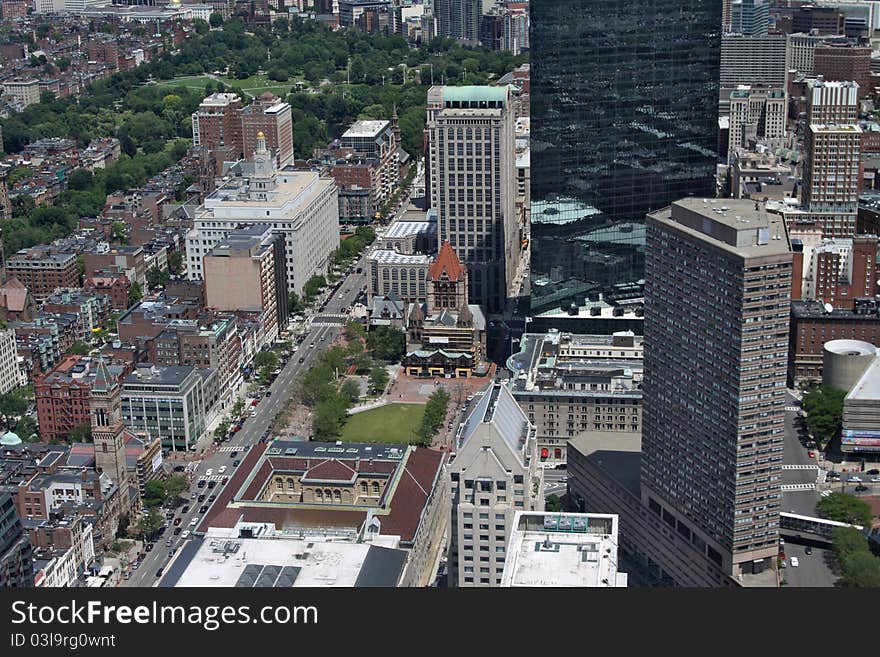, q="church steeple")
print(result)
[90,357,127,492]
